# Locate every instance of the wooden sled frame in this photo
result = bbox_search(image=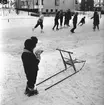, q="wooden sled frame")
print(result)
[56,48,86,72]
[36,49,86,90]
[44,49,86,90]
